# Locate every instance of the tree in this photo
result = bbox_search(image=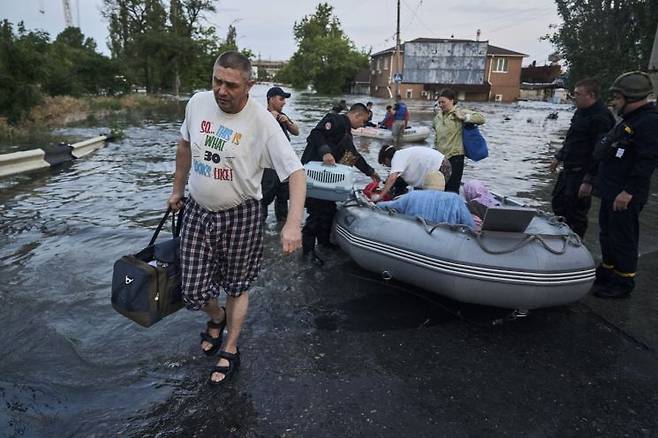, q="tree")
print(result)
[257,65,269,81]
[43,27,124,96]
[102,0,252,93]
[546,0,658,90]
[0,20,129,124]
[278,3,369,95]
[168,0,217,94]
[0,21,49,123]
